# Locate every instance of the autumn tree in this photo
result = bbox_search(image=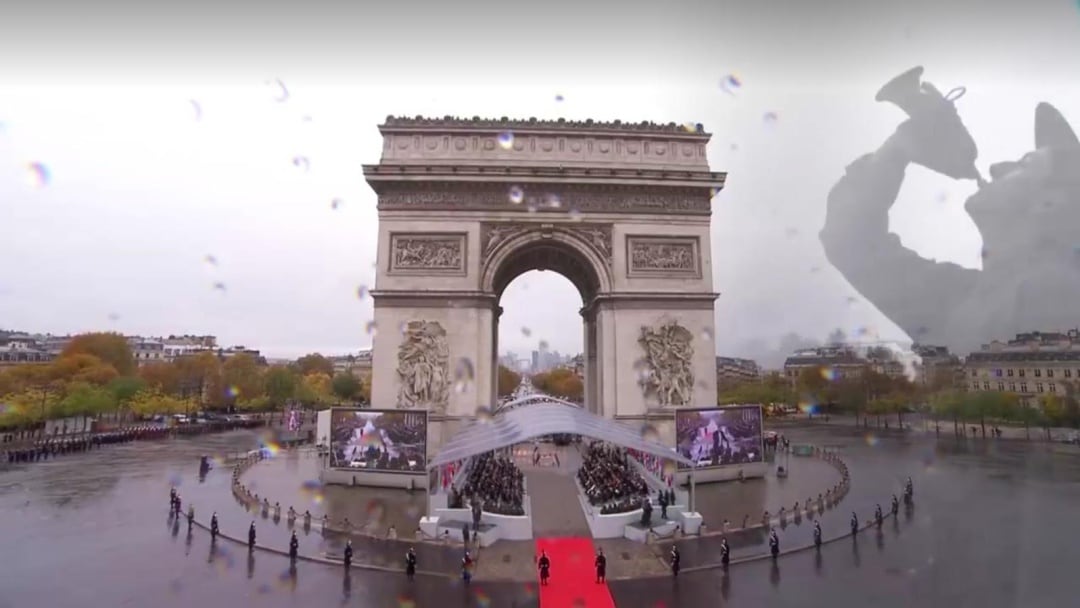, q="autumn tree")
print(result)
[50,353,119,386]
[295,353,334,377]
[174,351,222,405]
[56,383,118,419]
[222,353,264,406]
[296,372,333,407]
[60,332,135,375]
[138,362,182,395]
[533,368,584,402]
[497,364,522,398]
